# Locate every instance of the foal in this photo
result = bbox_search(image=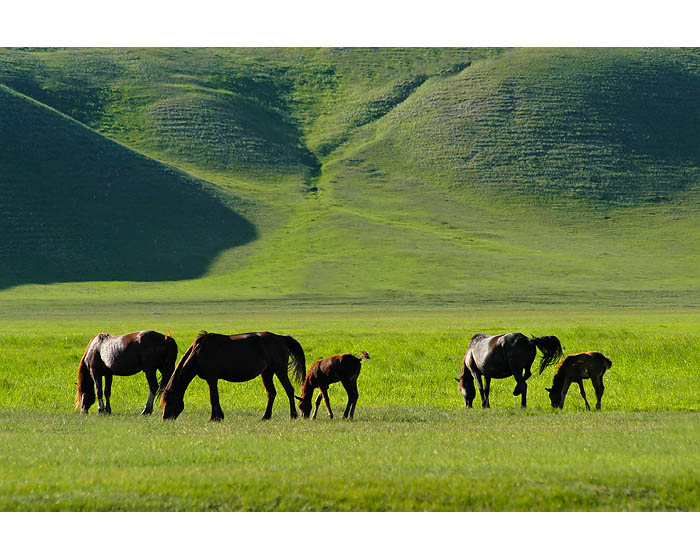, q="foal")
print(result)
[296,351,370,419]
[546,351,612,410]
